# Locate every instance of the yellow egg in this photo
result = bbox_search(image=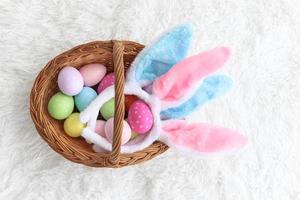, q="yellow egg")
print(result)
[63,113,85,137]
[131,131,139,140]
